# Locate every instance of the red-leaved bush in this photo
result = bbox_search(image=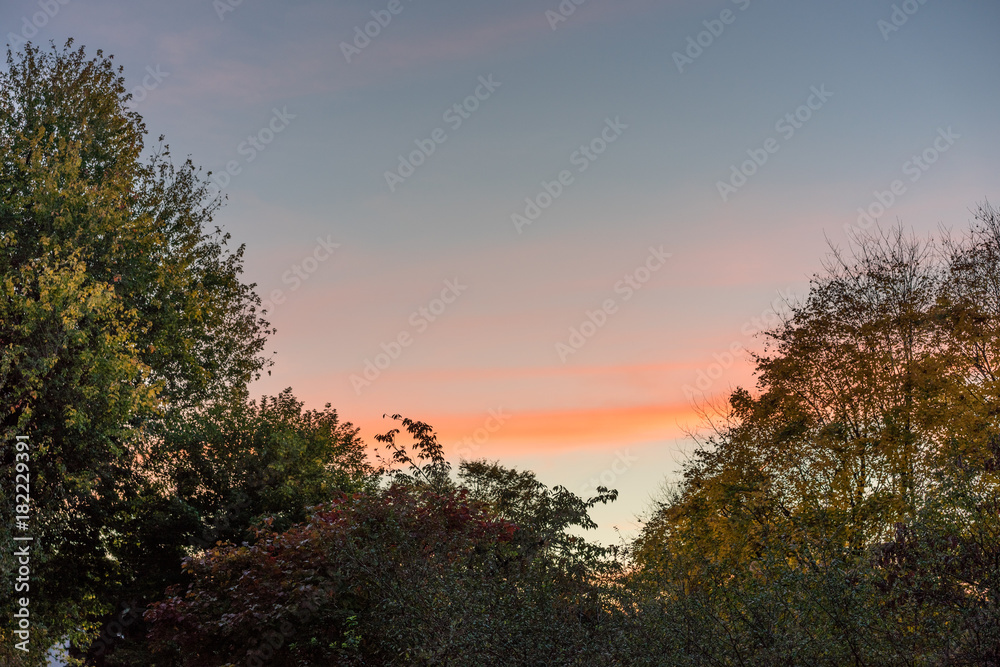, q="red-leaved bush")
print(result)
[145,485,519,666]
